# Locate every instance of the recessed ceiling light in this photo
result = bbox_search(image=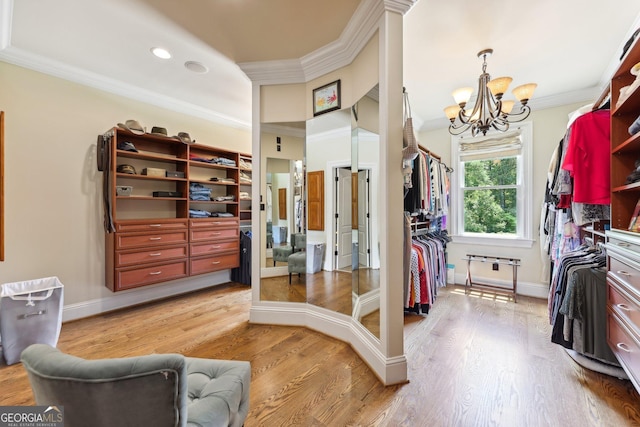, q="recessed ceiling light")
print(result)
[185,61,209,74]
[151,47,171,59]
